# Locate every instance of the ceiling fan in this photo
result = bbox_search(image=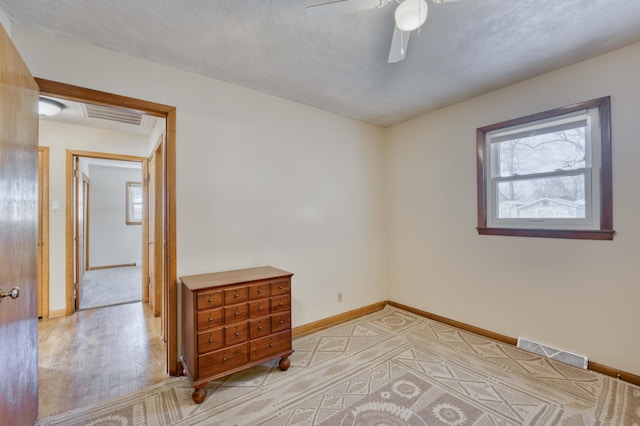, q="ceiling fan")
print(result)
[306,0,461,63]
